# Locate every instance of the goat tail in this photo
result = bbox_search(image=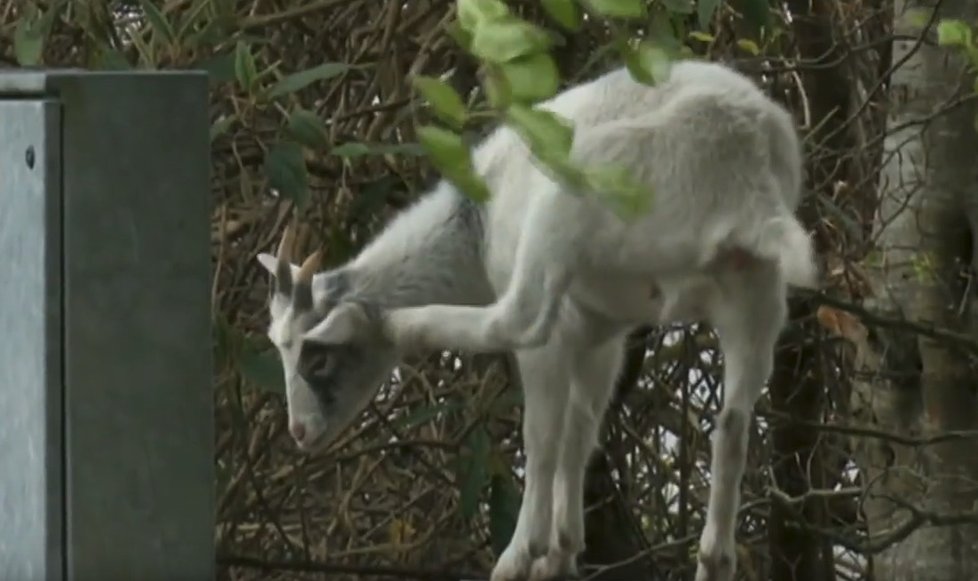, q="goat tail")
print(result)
[752,215,819,289]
